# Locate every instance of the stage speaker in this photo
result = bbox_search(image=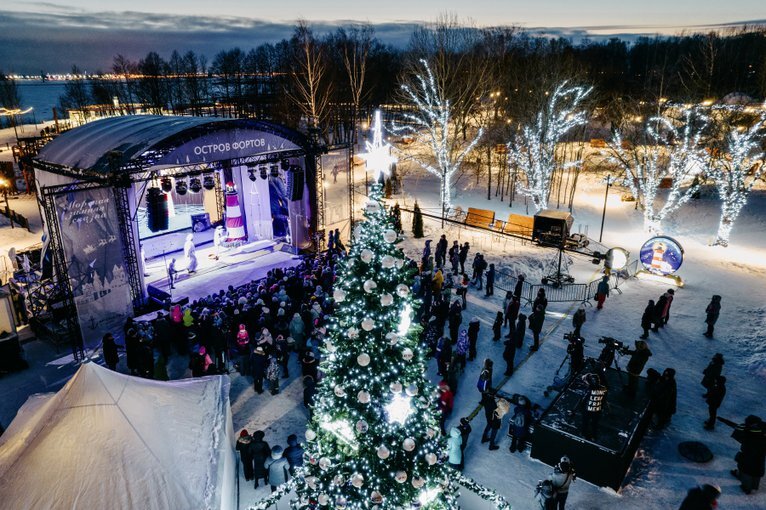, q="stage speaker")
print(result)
[287,165,304,200]
[146,187,169,232]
